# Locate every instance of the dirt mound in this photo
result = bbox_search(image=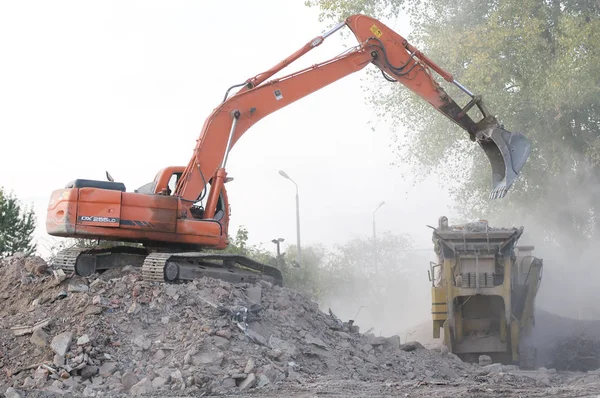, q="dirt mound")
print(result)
[446,220,520,233]
[533,308,600,369]
[394,308,600,372]
[0,255,480,397]
[548,336,600,371]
